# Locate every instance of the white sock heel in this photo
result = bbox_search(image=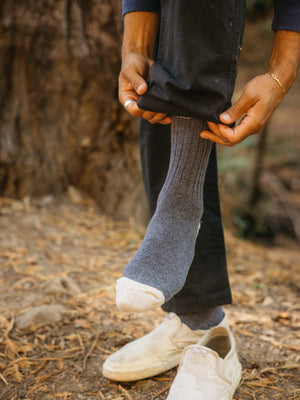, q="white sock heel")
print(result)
[116,277,165,312]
